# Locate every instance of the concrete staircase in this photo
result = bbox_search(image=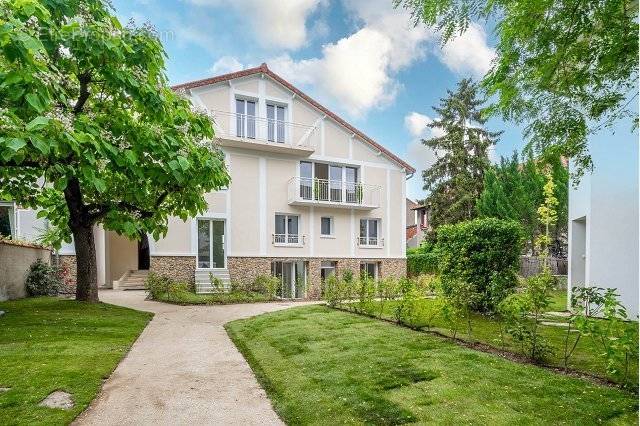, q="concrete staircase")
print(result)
[117,270,149,290]
[195,269,230,294]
